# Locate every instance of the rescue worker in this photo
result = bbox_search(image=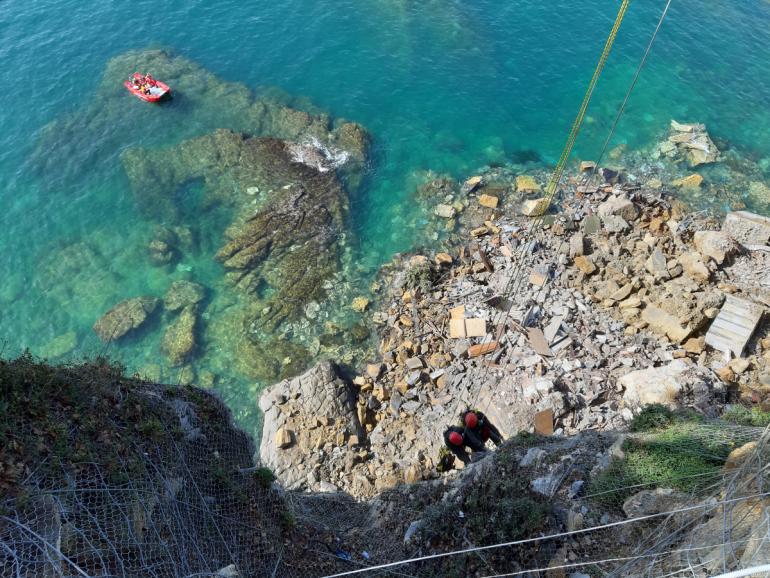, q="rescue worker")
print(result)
[461,409,503,446]
[443,425,486,465]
